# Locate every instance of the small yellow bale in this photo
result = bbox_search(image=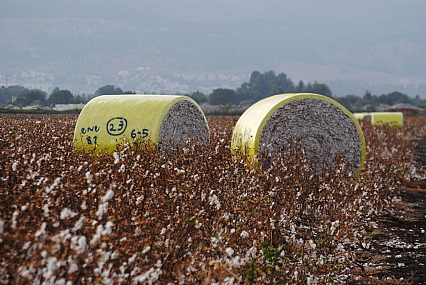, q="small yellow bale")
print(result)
[231,93,366,172]
[73,95,209,152]
[353,112,403,127]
